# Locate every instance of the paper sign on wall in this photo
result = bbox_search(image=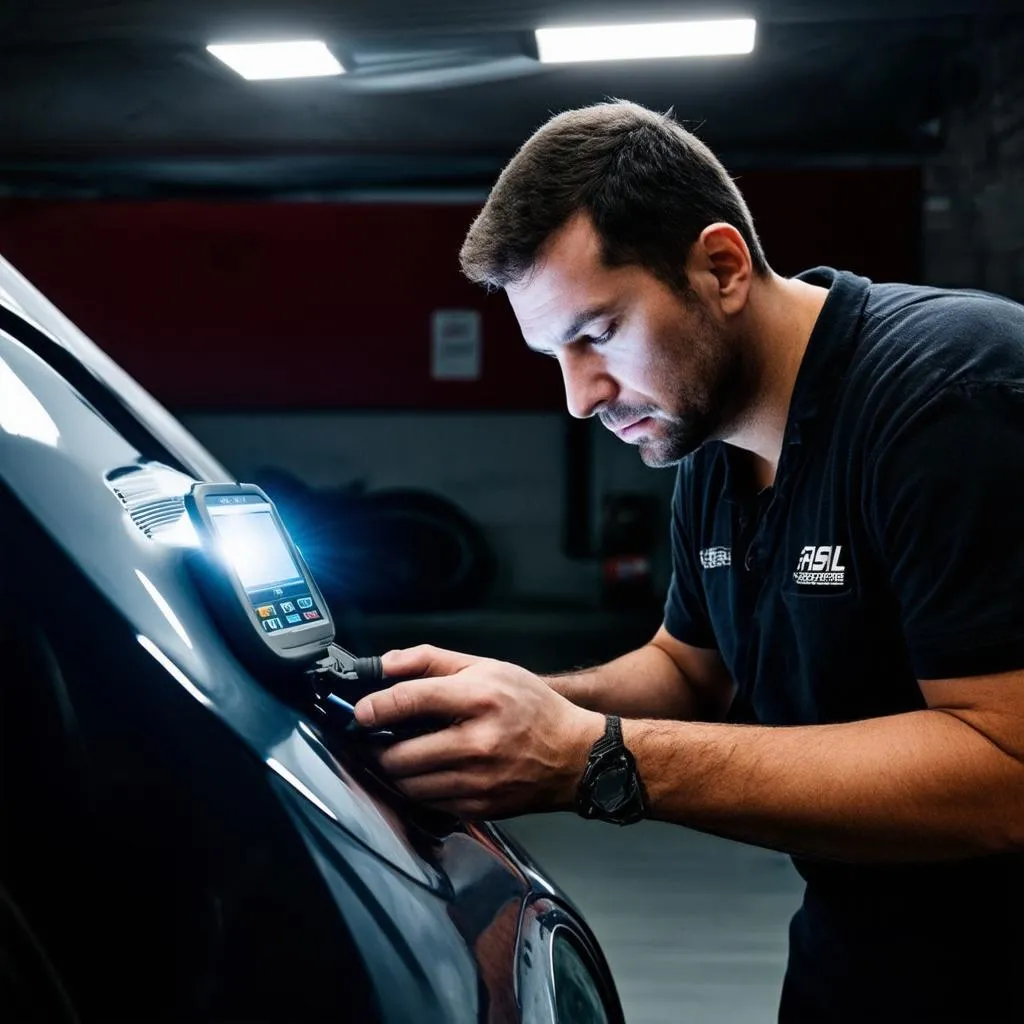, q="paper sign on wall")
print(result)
[431,309,482,380]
